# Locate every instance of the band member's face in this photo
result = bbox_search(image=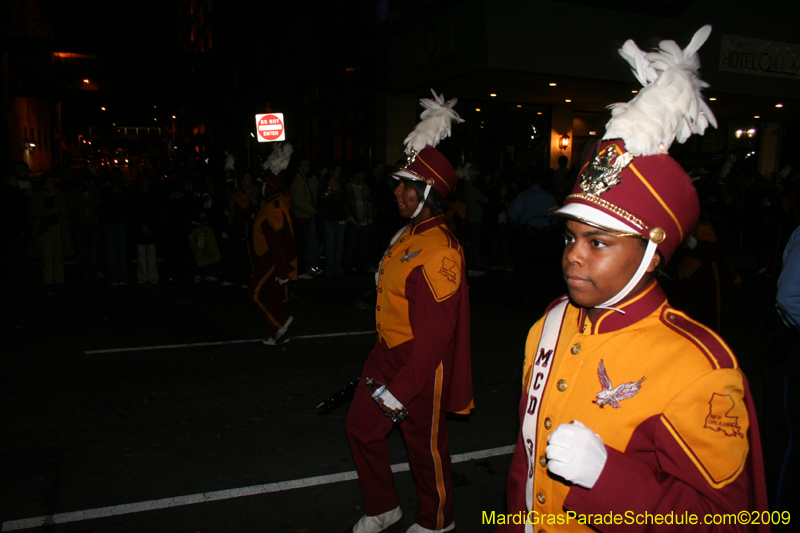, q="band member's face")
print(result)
[395,180,420,218]
[562,219,655,309]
